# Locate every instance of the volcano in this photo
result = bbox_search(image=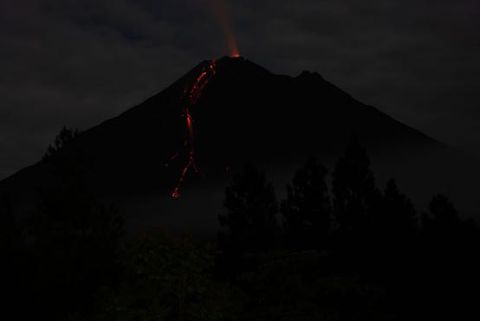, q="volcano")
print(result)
[1,57,479,234]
